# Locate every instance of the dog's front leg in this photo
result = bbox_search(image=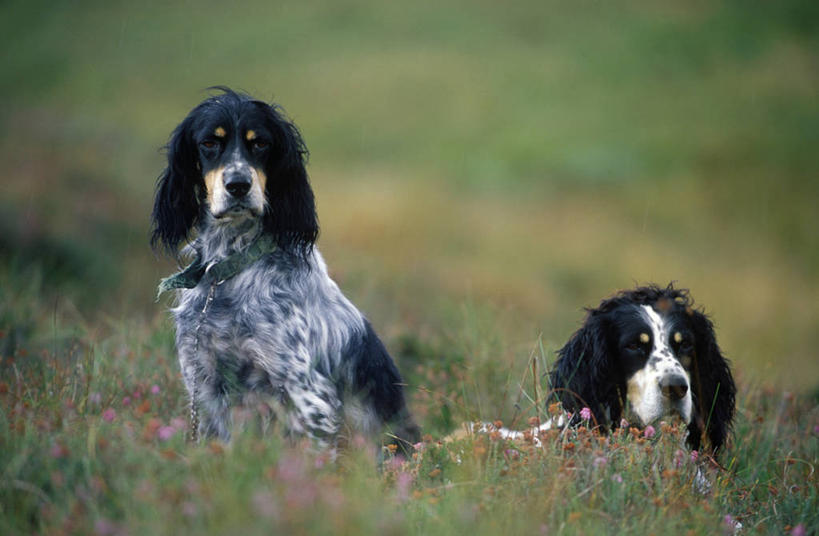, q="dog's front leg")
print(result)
[283,373,342,445]
[197,384,232,442]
